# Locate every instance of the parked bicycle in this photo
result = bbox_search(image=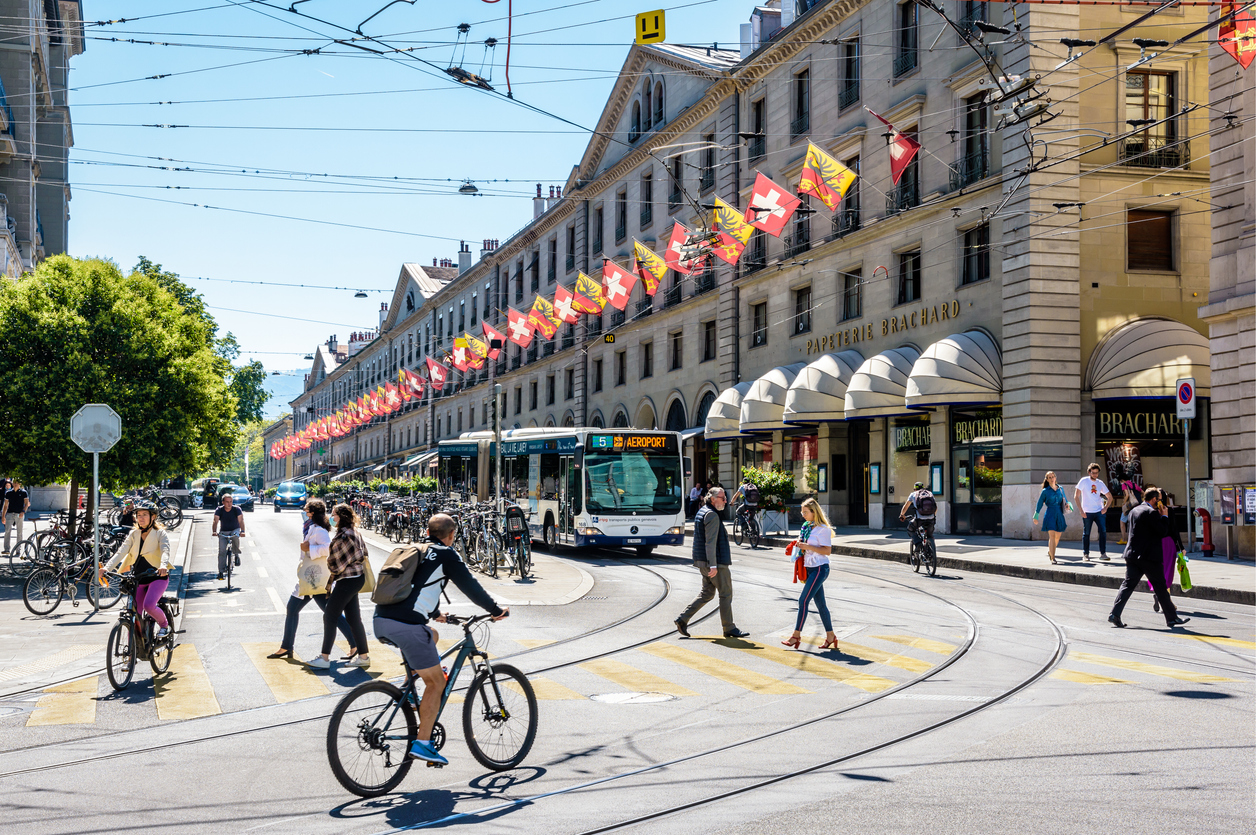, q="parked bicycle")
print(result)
[22,545,122,615]
[326,613,537,797]
[104,571,180,689]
